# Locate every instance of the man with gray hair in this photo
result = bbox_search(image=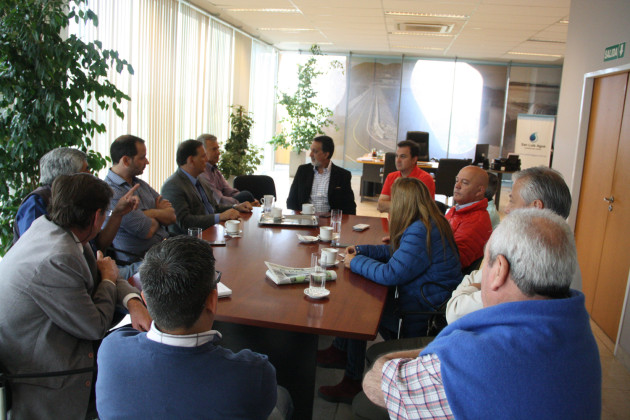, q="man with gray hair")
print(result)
[13,147,140,255]
[445,165,577,323]
[13,147,88,241]
[363,209,601,419]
